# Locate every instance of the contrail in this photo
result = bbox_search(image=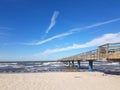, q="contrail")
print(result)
[23,18,120,45]
[45,11,59,34]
